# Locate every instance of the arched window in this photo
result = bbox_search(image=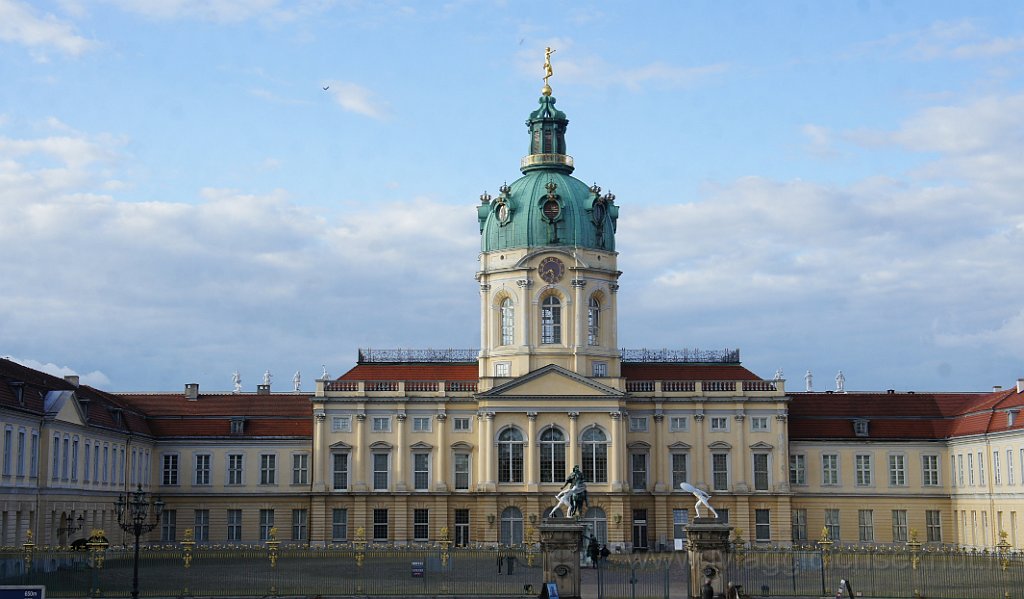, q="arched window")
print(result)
[541,296,561,344]
[581,427,608,483]
[539,428,566,483]
[587,296,600,346]
[582,507,608,545]
[497,428,524,483]
[500,298,514,346]
[500,506,524,545]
